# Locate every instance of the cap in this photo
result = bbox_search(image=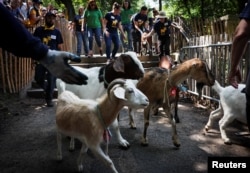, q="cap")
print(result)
[45,12,56,18]
[156,11,167,18]
[32,0,43,4]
